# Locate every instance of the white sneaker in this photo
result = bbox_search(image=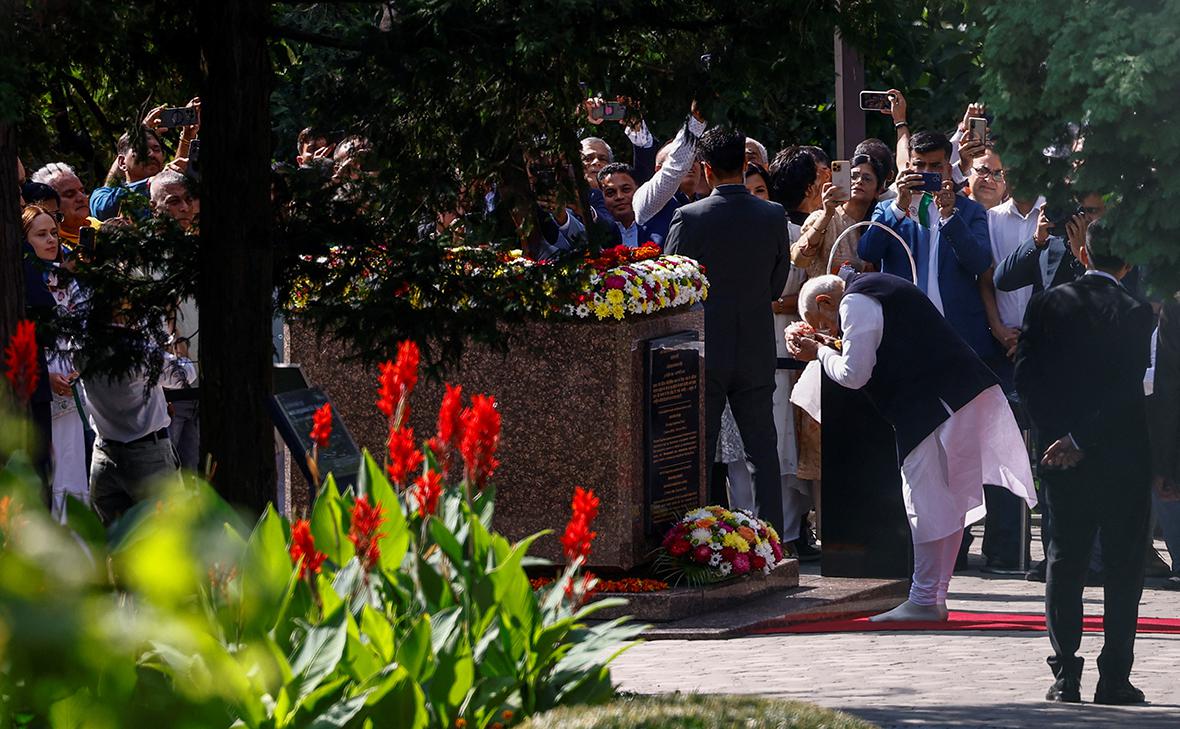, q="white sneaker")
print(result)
[868,600,948,622]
